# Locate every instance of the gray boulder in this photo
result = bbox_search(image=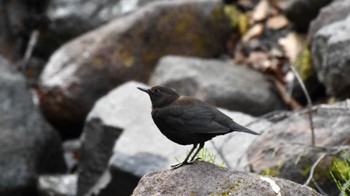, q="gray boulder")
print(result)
[150,55,286,116]
[38,0,232,137]
[268,0,332,32]
[77,81,269,195]
[0,56,66,195]
[43,0,169,56]
[311,15,350,98]
[132,161,321,195]
[308,0,350,38]
[247,100,350,195]
[77,118,123,195]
